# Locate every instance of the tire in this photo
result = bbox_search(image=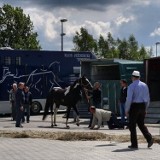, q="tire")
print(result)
[30,101,42,115]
